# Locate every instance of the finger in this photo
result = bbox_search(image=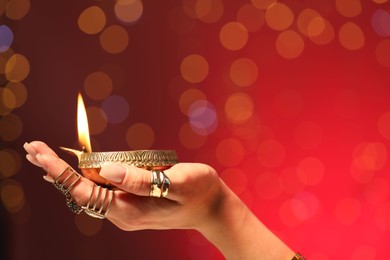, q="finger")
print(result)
[35,153,121,219]
[23,141,59,168]
[23,142,38,156]
[43,175,54,183]
[99,164,179,201]
[29,141,59,158]
[26,153,42,168]
[35,153,94,208]
[99,164,150,196]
